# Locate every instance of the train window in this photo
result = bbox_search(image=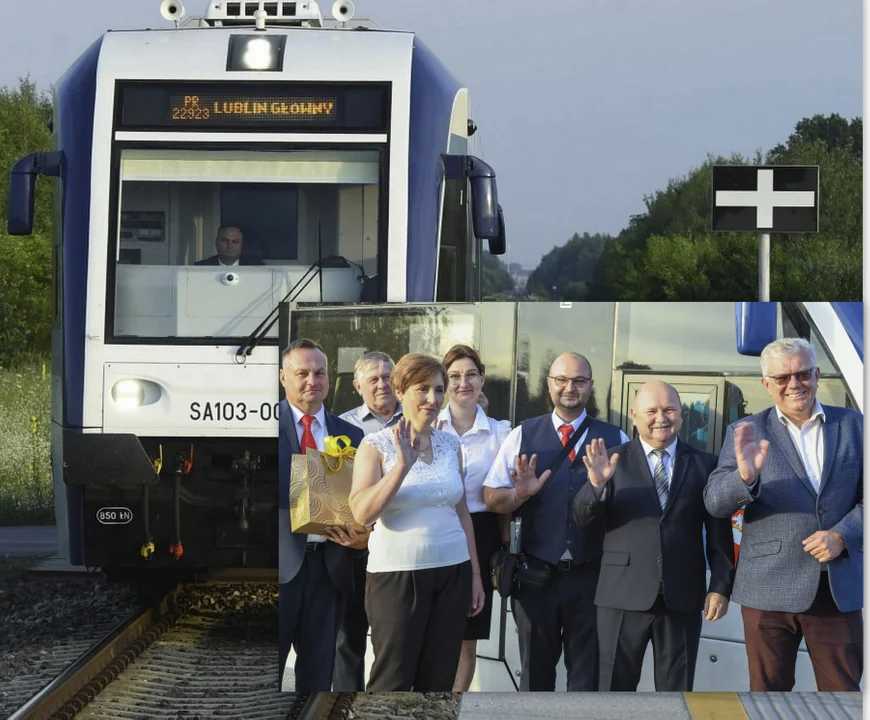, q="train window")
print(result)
[615,303,776,373]
[110,148,384,340]
[513,303,616,425]
[287,304,481,414]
